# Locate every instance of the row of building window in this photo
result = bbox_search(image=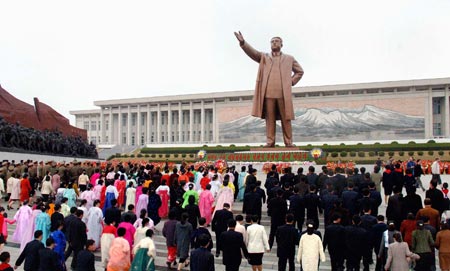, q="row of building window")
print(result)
[118,130,214,145]
[85,111,213,131]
